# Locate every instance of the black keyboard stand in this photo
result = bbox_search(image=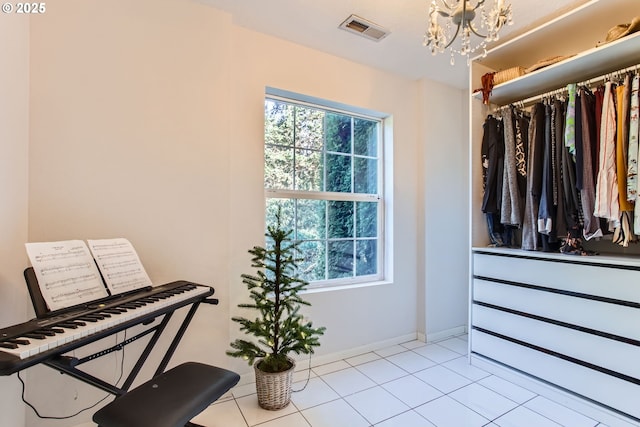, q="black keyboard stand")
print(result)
[5,269,240,427]
[45,300,193,396]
